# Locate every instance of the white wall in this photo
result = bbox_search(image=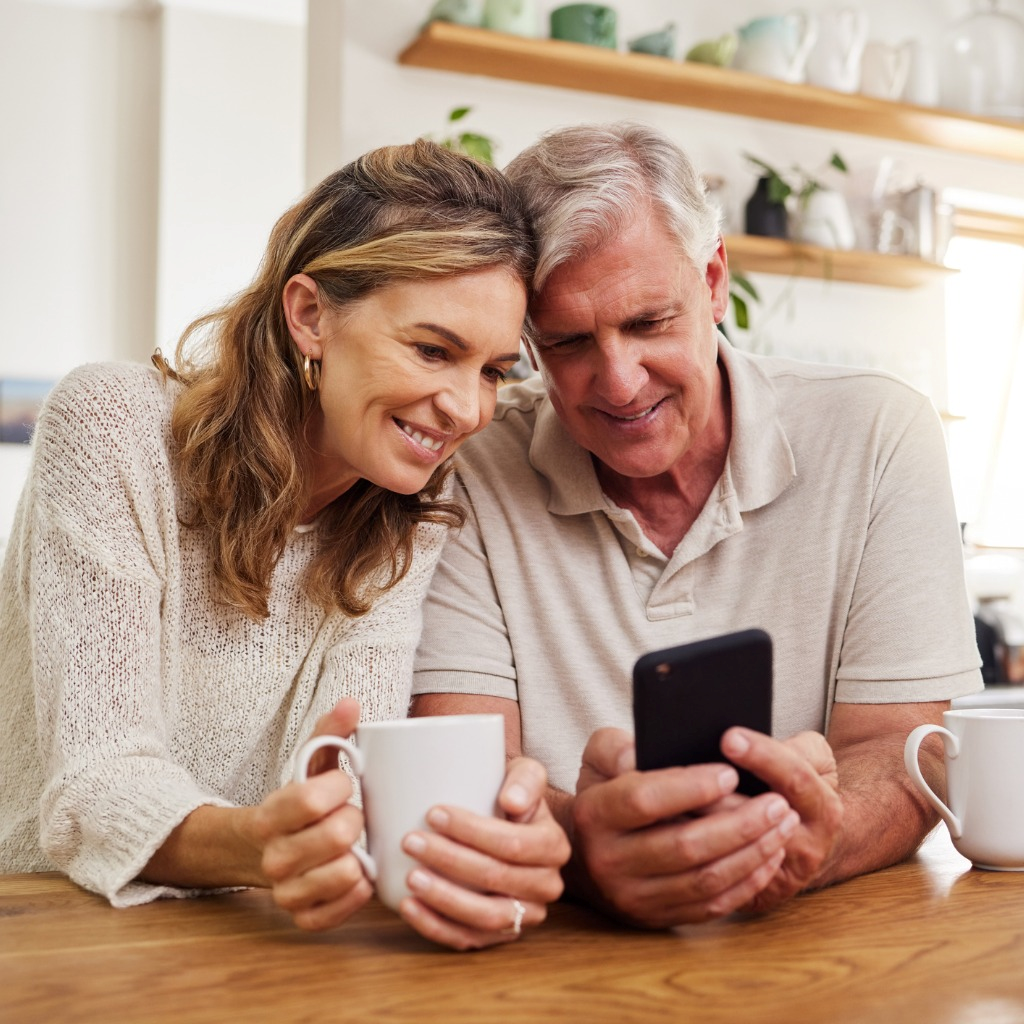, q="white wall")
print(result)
[156,4,304,352]
[0,0,304,543]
